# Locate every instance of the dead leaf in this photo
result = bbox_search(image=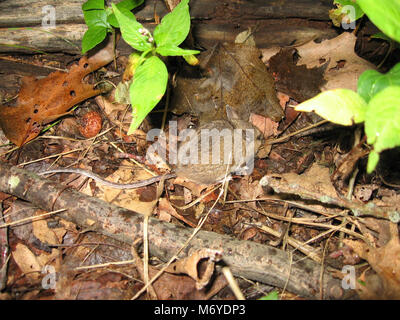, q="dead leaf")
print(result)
[165,248,222,289]
[158,197,196,227]
[269,48,327,102]
[296,32,376,91]
[344,223,400,299]
[0,38,115,146]
[171,43,284,123]
[12,243,42,281]
[250,113,279,139]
